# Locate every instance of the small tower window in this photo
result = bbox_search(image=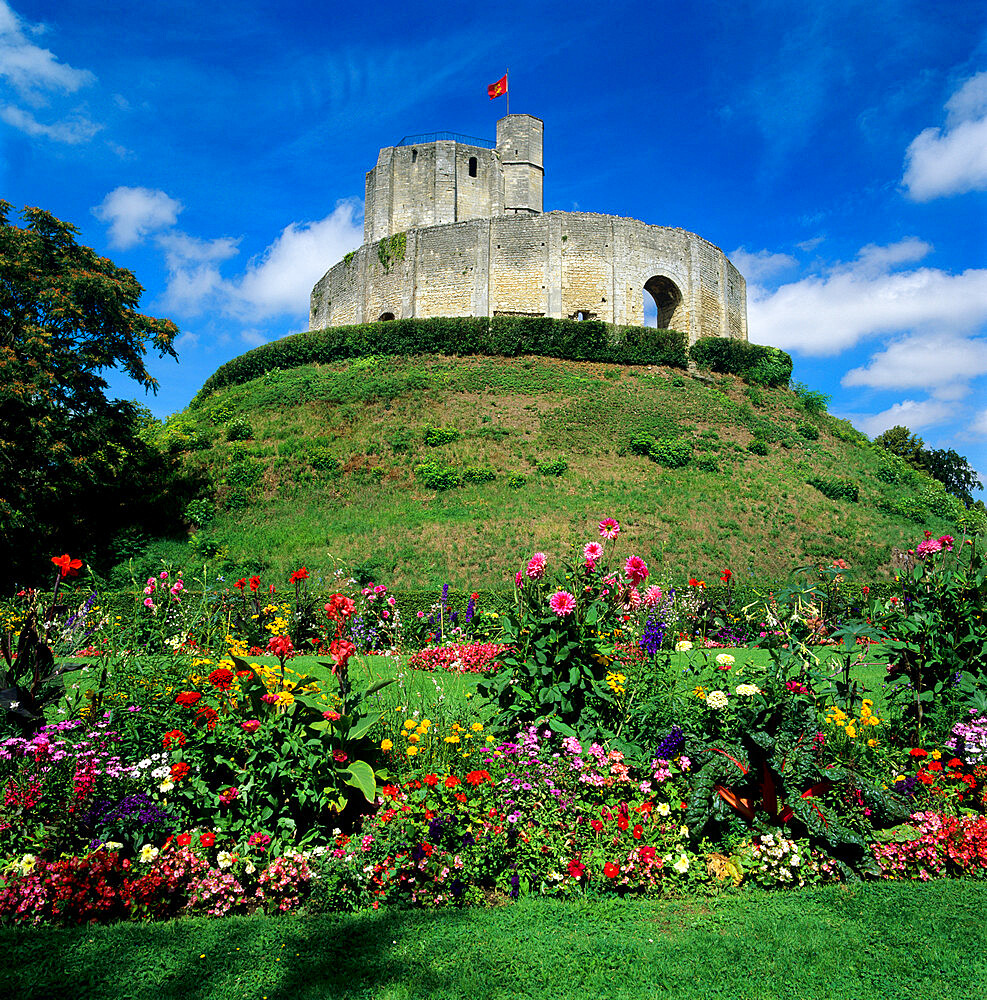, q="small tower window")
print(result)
[411,148,417,163]
[468,156,478,177]
[378,311,395,322]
